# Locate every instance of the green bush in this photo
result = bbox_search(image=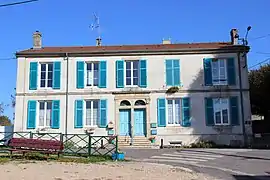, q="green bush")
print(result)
[189,140,217,148]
